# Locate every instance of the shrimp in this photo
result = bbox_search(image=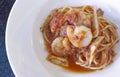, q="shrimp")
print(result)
[51,37,71,56]
[67,26,92,48]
